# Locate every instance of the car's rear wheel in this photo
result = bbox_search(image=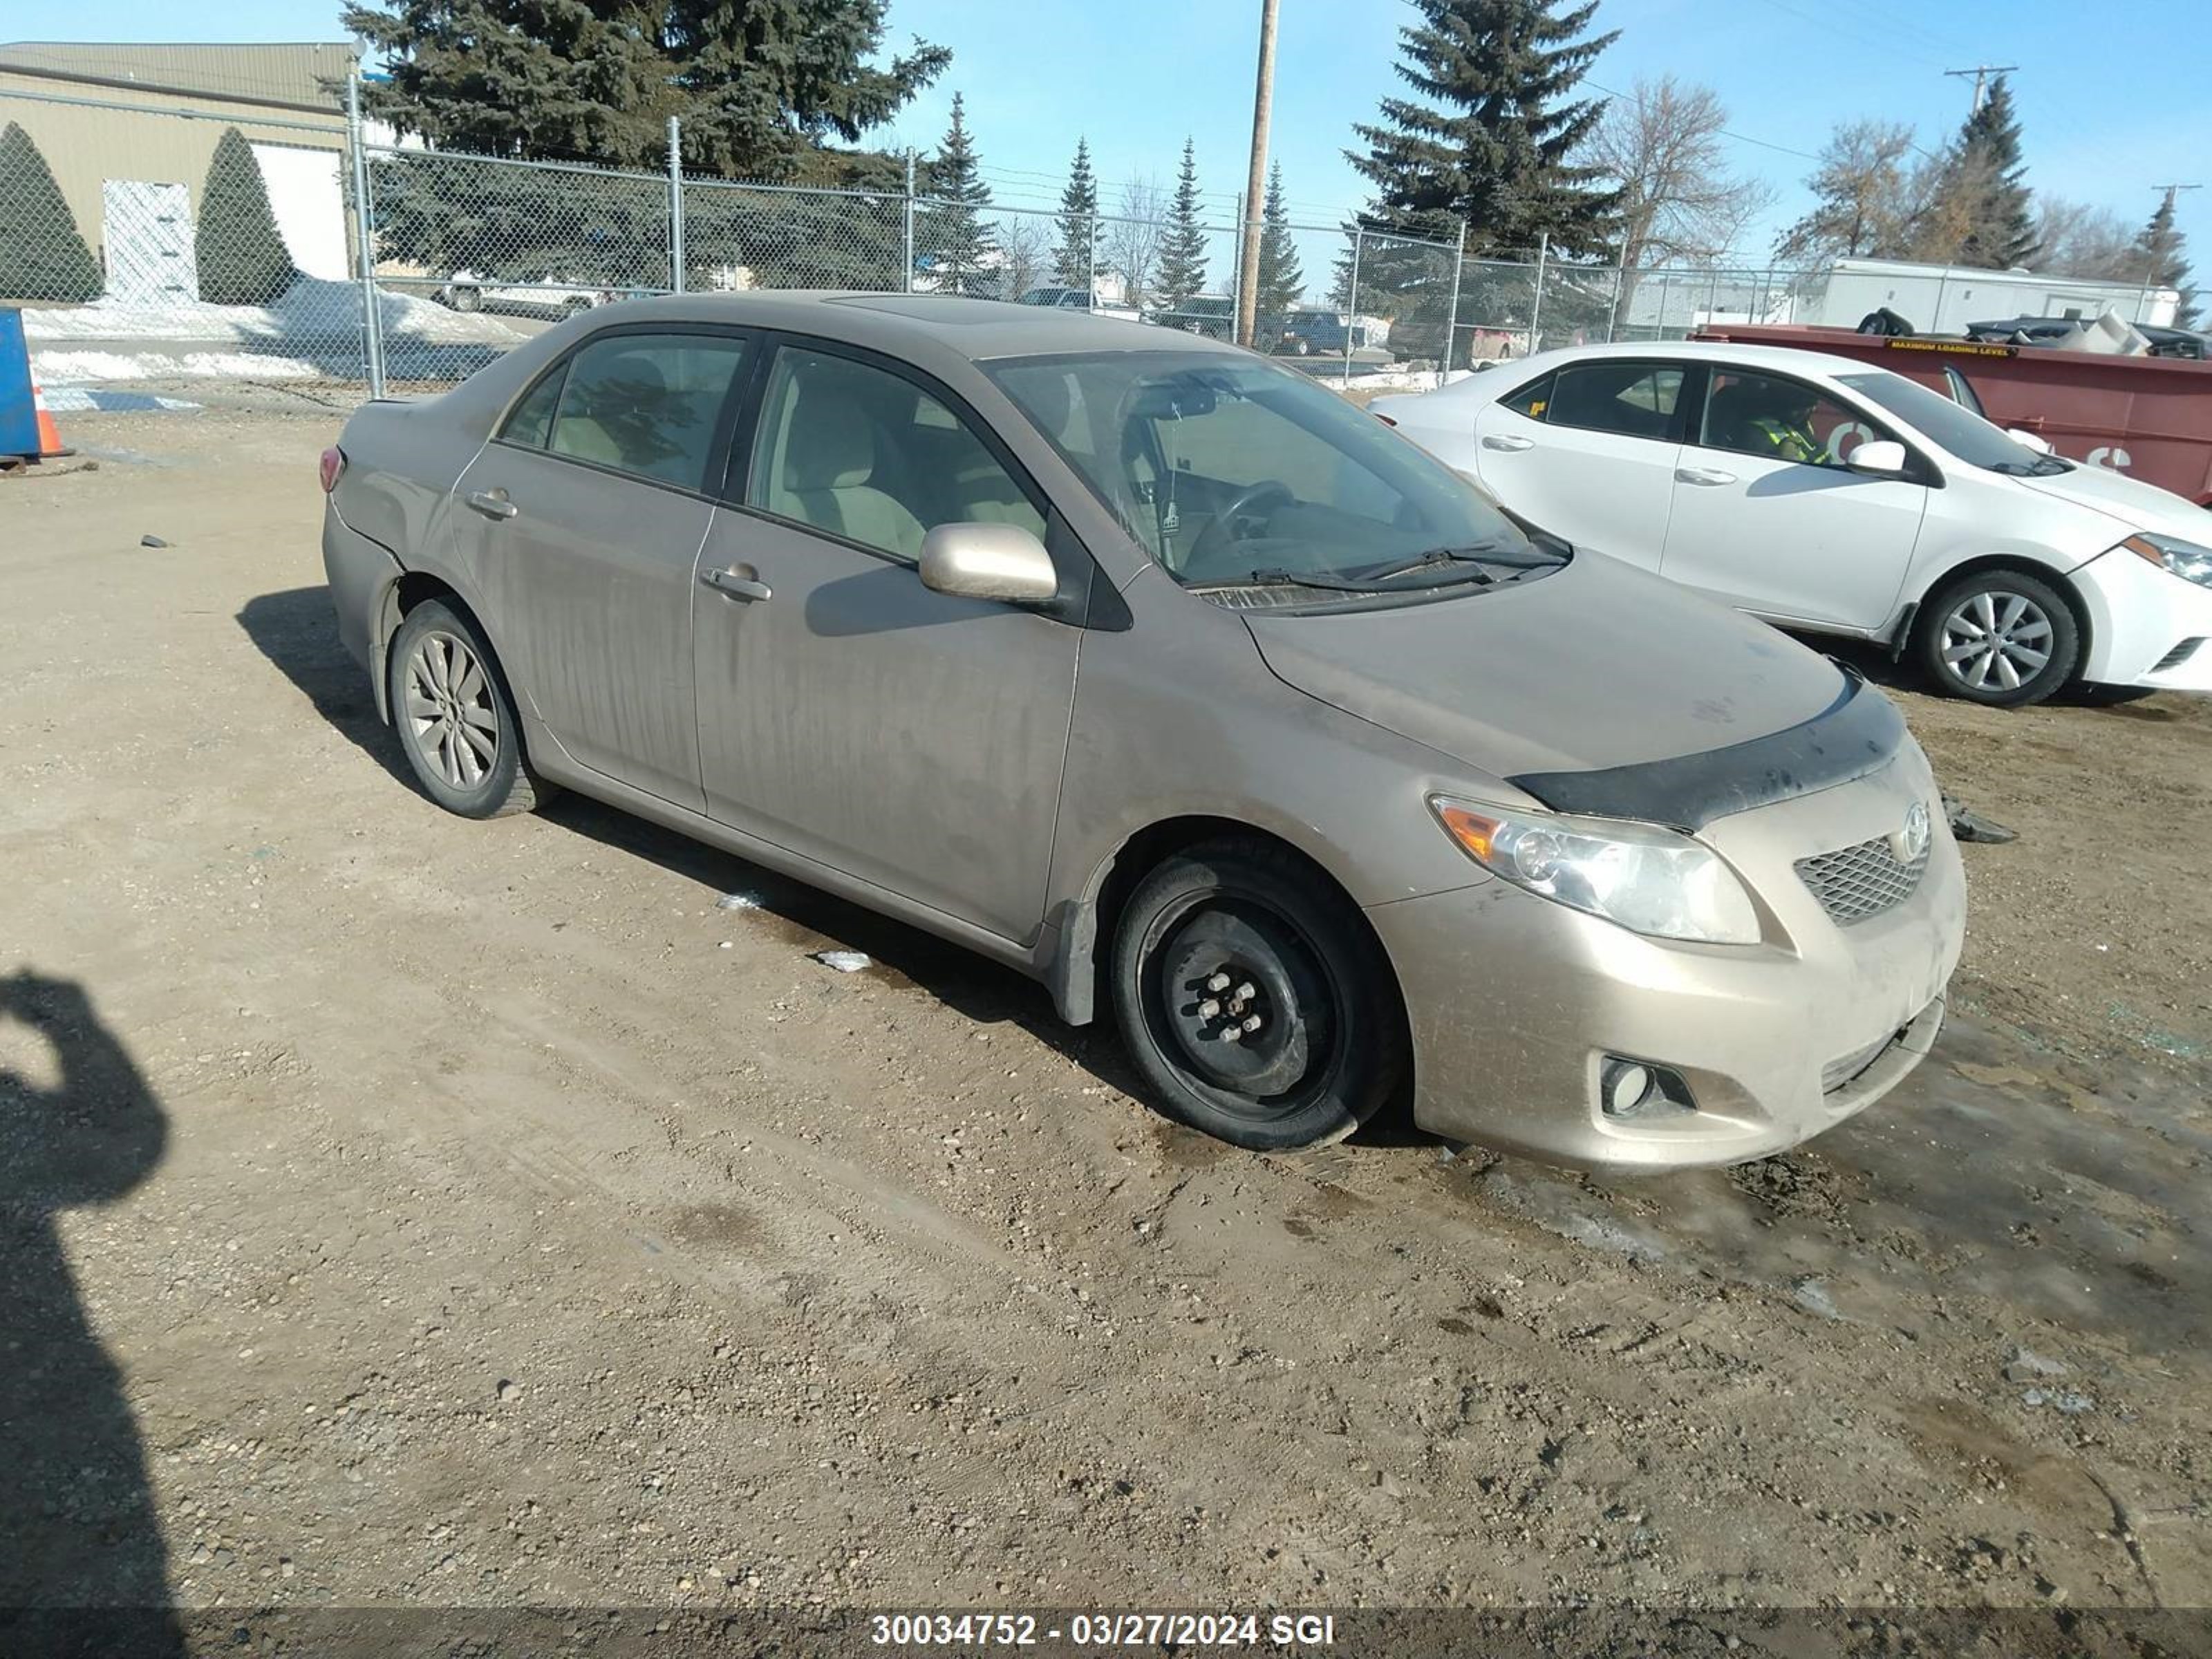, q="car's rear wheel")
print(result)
[1110,838,1406,1150]
[387,599,542,818]
[449,285,481,313]
[1914,569,2079,706]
